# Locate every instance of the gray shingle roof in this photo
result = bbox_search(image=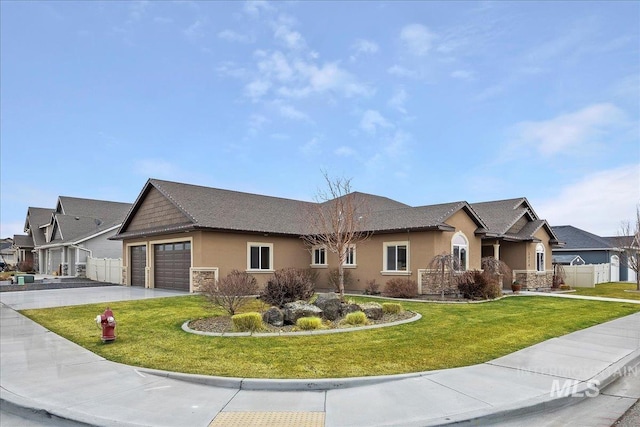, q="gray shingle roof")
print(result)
[12,235,34,248]
[116,179,488,239]
[471,198,532,235]
[552,226,617,250]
